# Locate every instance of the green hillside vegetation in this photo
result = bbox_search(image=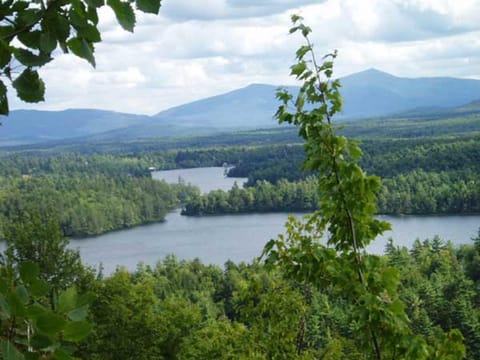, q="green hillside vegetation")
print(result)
[0,130,477,239]
[4,220,480,359]
[1,95,479,155]
[180,135,480,215]
[77,237,480,359]
[0,174,198,238]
